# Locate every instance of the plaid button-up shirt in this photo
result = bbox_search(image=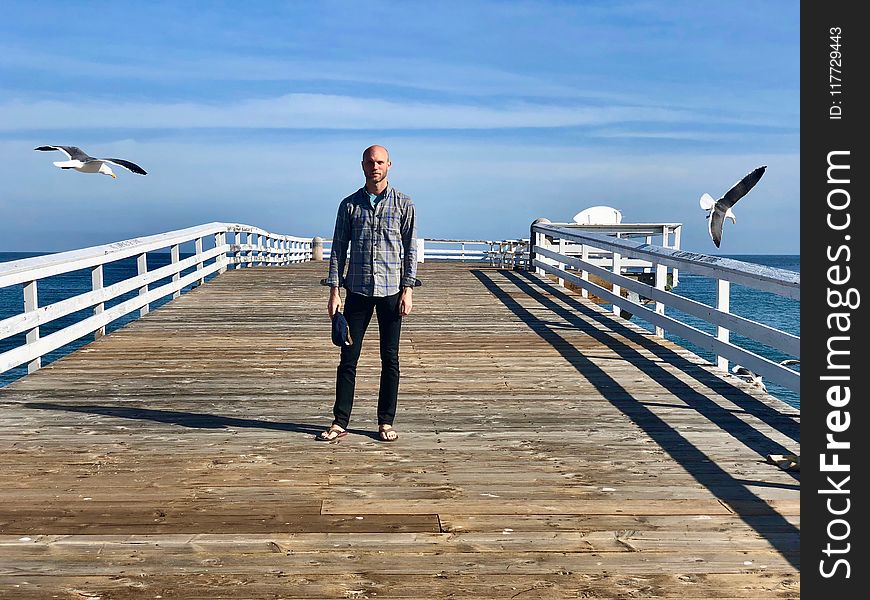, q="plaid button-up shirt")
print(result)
[326,185,417,297]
